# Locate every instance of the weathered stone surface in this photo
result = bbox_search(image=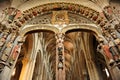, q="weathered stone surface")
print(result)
[1,54,8,61]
